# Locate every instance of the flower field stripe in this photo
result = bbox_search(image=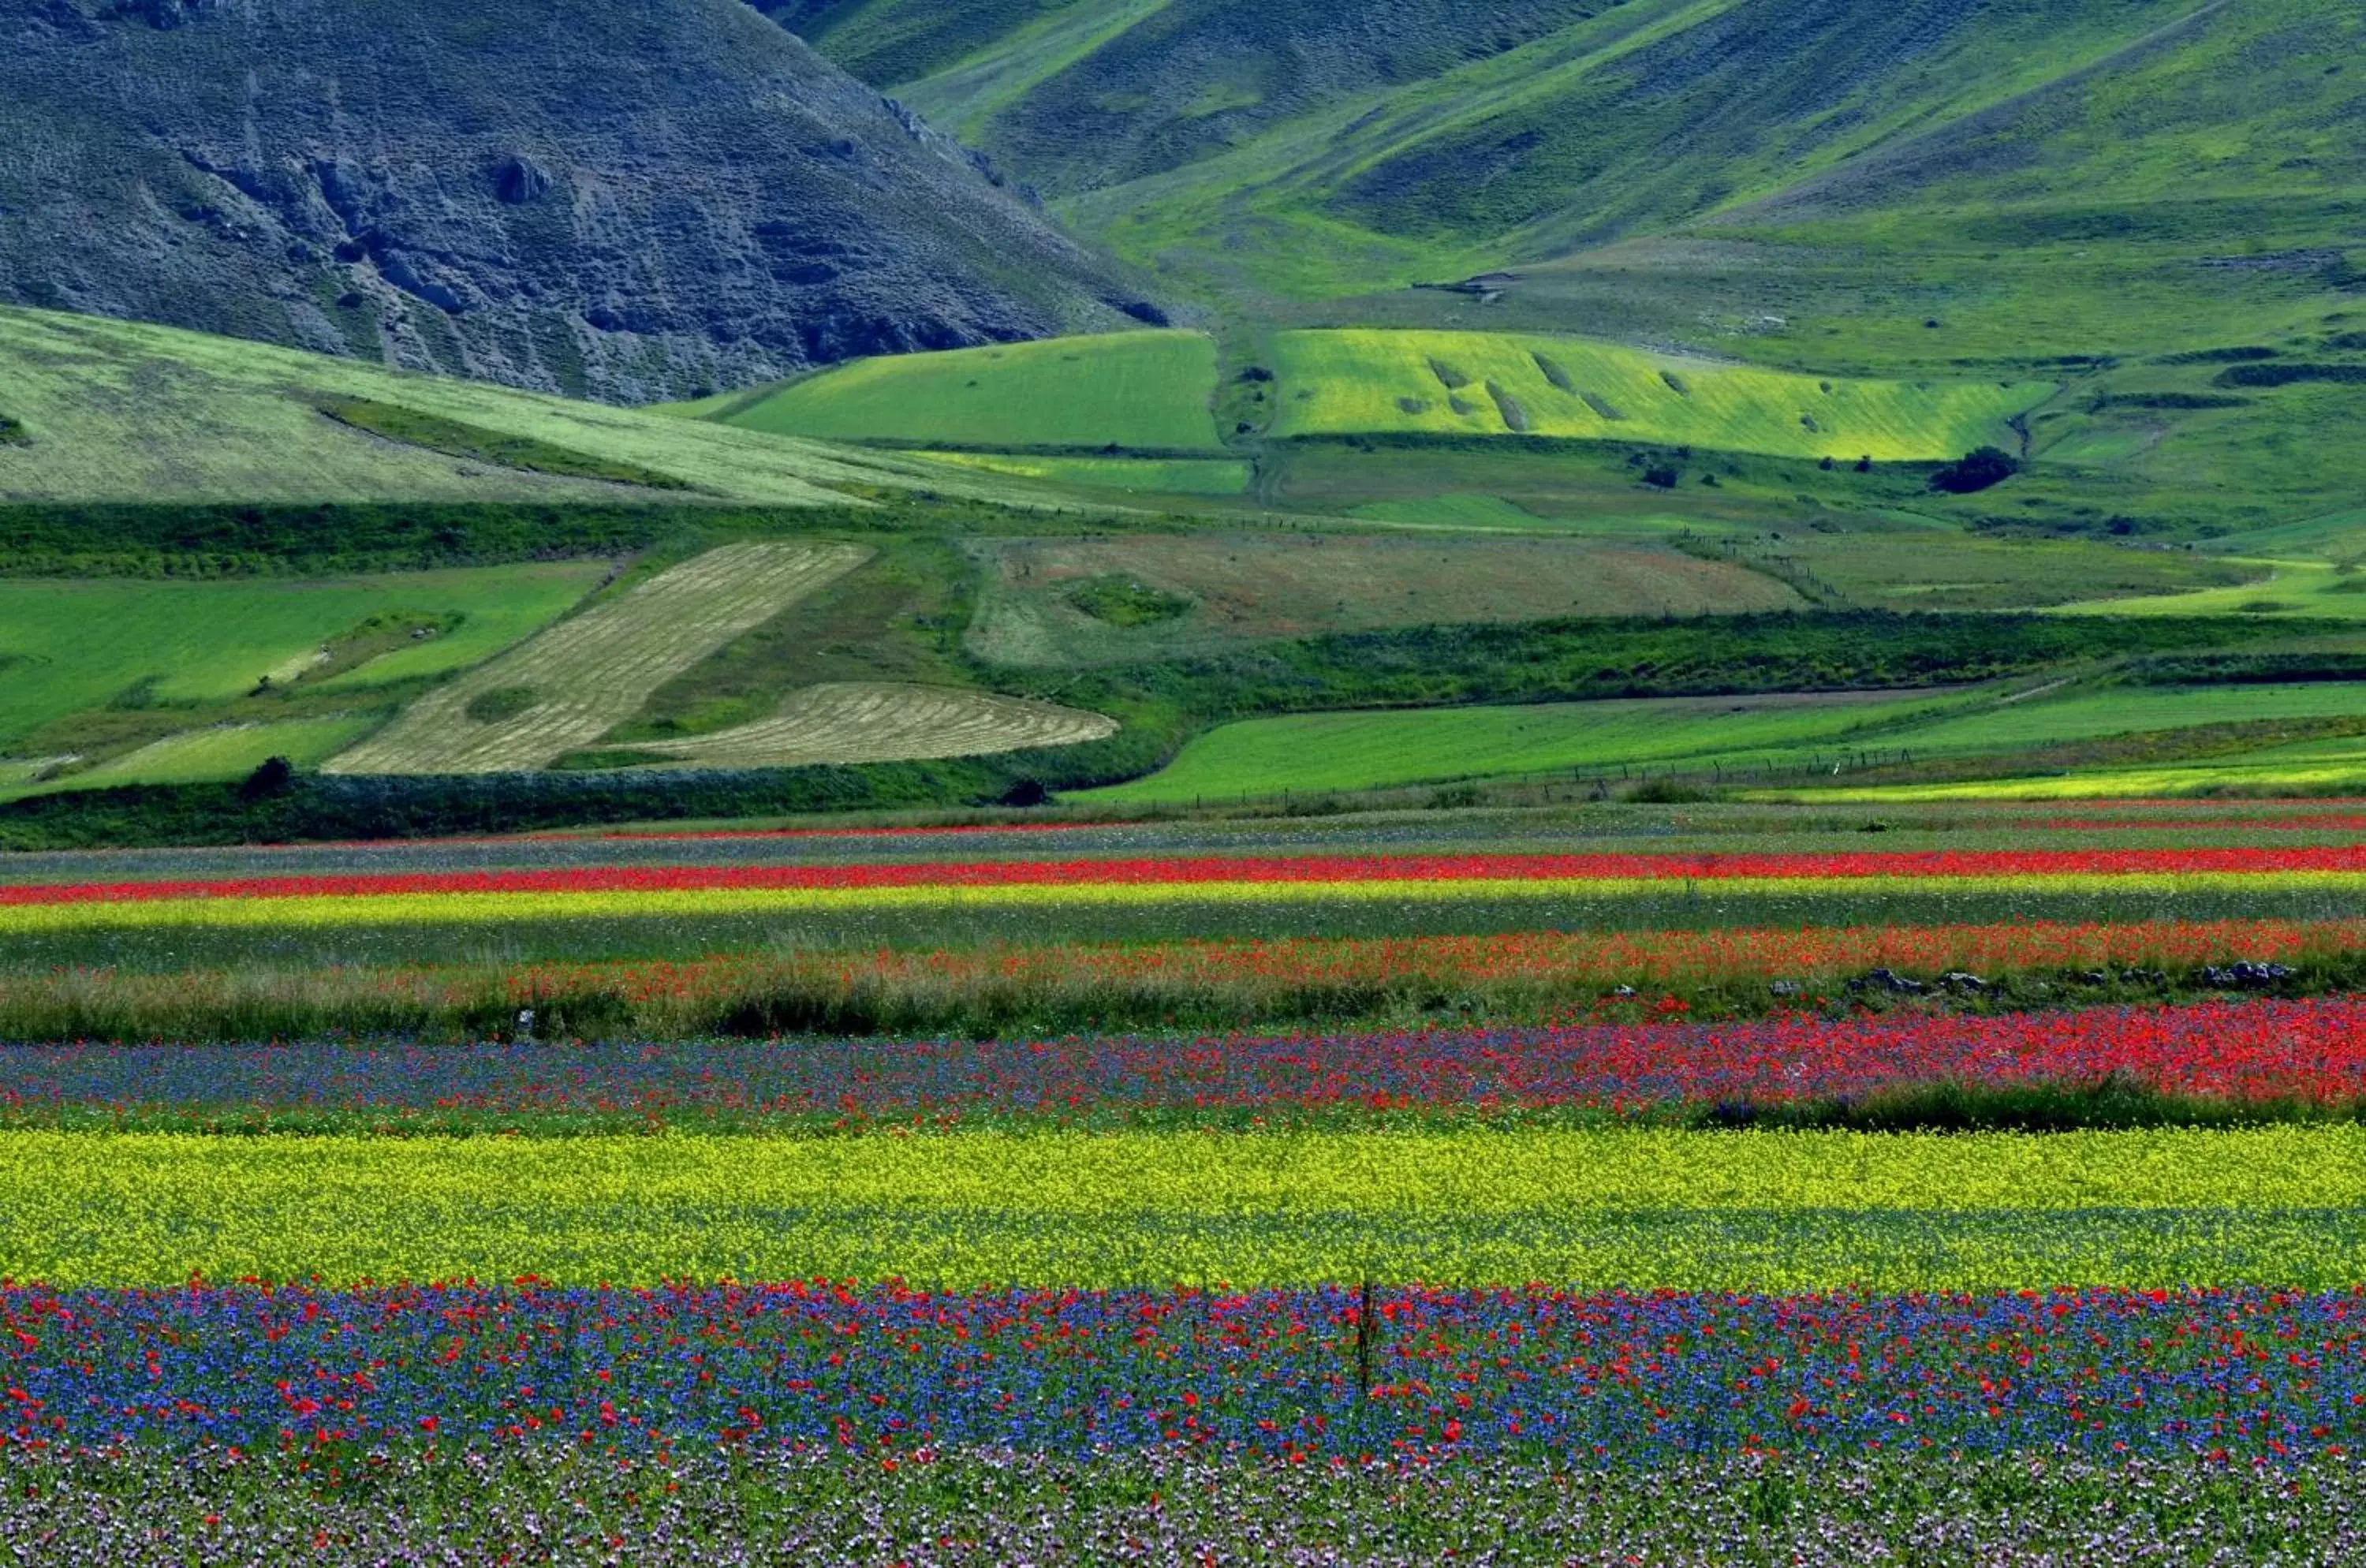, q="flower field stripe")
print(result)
[4,1129,2364,1289]
[19,846,2366,906]
[23,996,2366,1118]
[16,872,2366,933]
[3,1283,2364,1463]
